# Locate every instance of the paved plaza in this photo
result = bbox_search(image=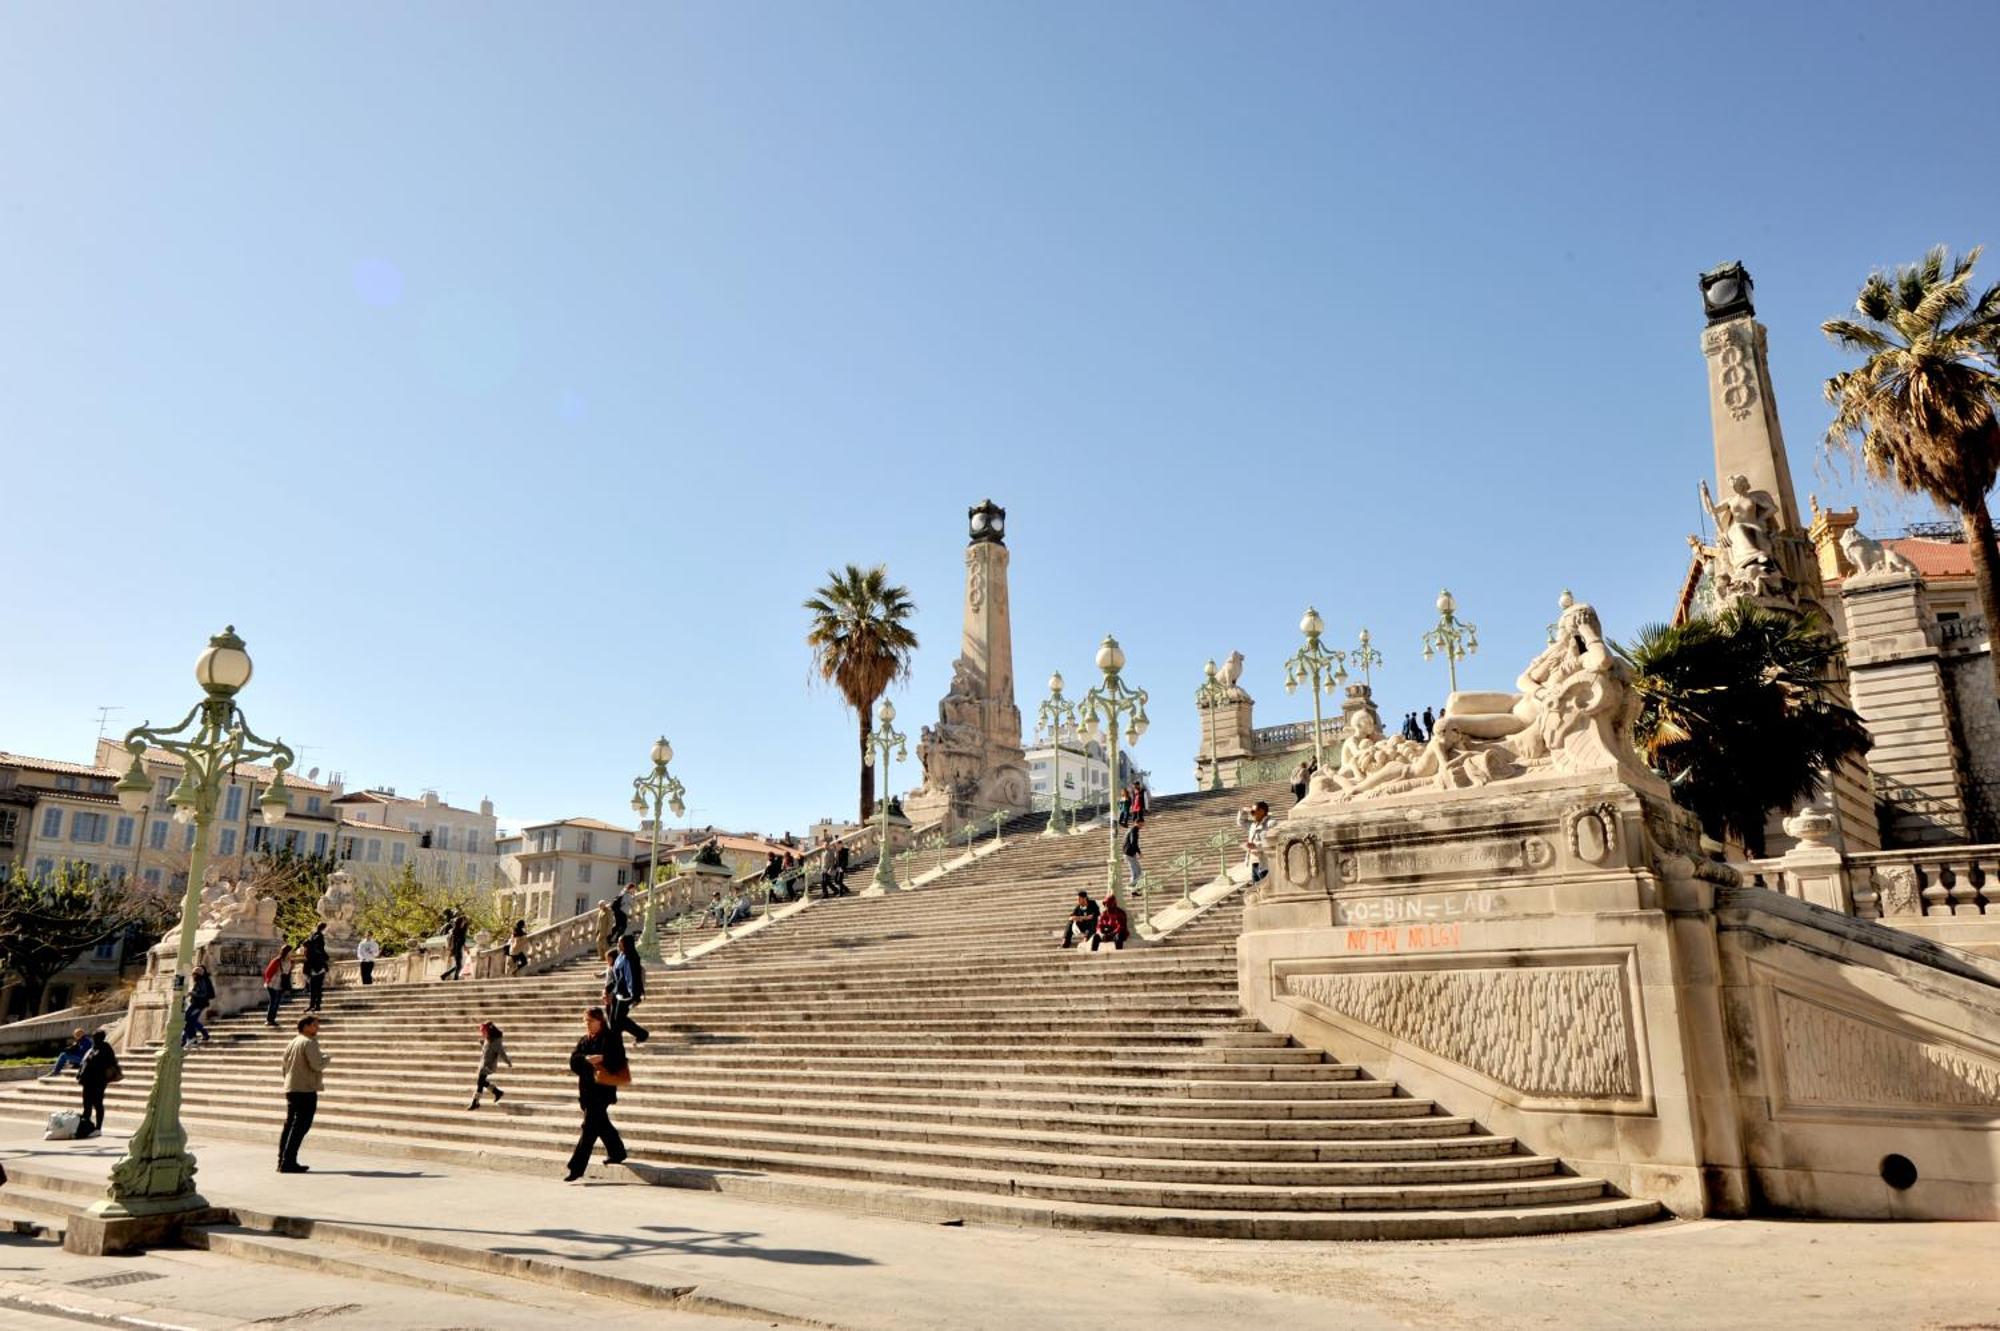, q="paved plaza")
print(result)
[0,1119,1994,1330]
